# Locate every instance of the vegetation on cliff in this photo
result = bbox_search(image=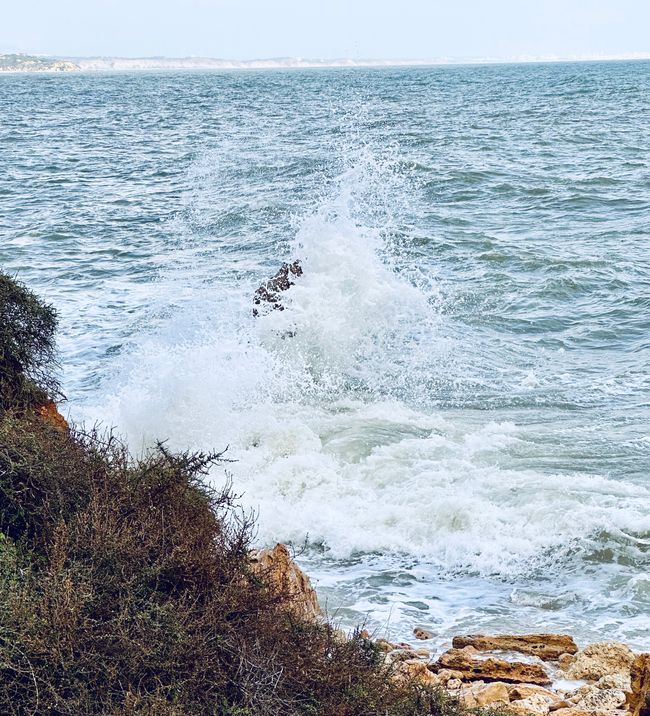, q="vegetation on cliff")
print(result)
[0,272,486,715]
[0,54,78,72]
